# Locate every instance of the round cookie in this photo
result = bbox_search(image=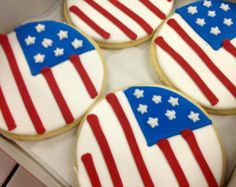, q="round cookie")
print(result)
[64,0,173,49]
[75,85,225,187]
[0,20,107,140]
[151,0,236,114]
